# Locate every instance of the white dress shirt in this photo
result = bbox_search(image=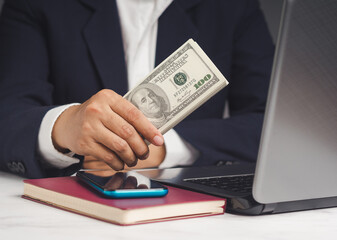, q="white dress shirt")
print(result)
[38,0,199,169]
